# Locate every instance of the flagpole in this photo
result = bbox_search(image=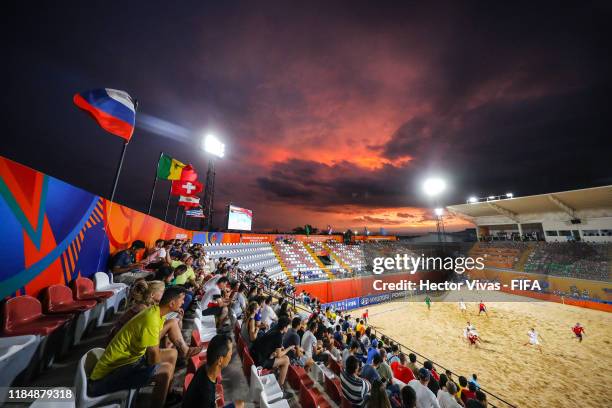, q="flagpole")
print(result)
[147,152,163,215]
[164,183,172,222]
[109,141,129,204]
